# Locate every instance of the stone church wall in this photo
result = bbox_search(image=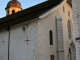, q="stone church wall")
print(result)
[0,1,76,60]
[38,9,59,60]
[9,20,39,60]
[0,29,8,60]
[37,2,75,60]
[0,19,39,60]
[59,2,75,60]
